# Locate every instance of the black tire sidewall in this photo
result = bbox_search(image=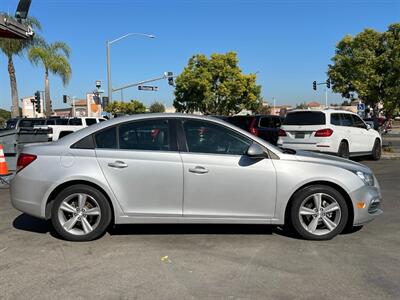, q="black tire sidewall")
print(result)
[51,184,112,241]
[338,142,349,159]
[371,139,381,161]
[290,185,349,241]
